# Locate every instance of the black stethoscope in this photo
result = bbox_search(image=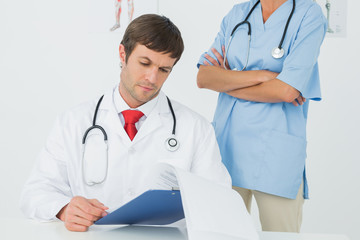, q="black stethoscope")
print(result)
[224,0,296,71]
[81,95,179,186]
